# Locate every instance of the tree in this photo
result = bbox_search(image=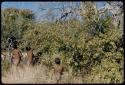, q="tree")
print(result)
[1,8,35,49]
